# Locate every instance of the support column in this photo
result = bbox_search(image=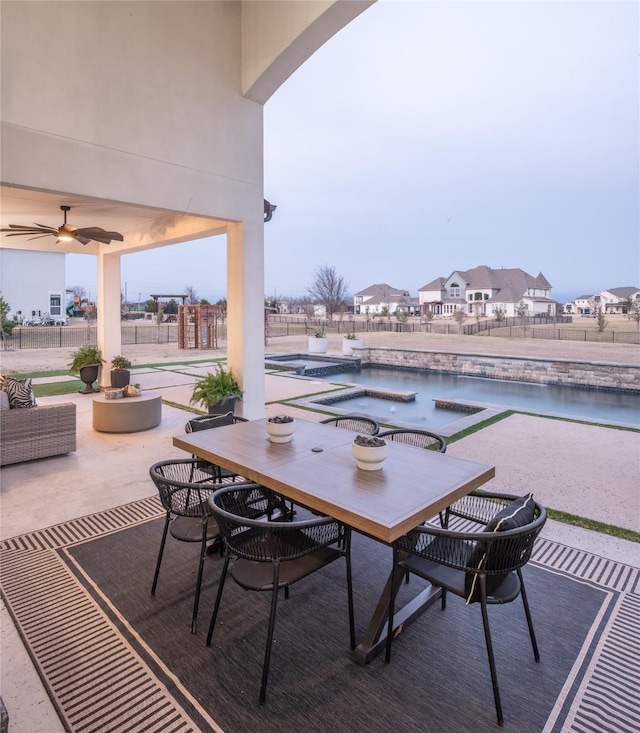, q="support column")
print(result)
[226,219,265,419]
[96,250,123,388]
